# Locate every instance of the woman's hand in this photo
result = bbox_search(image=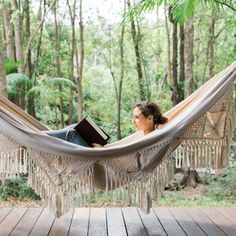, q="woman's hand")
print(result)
[92,143,103,148]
